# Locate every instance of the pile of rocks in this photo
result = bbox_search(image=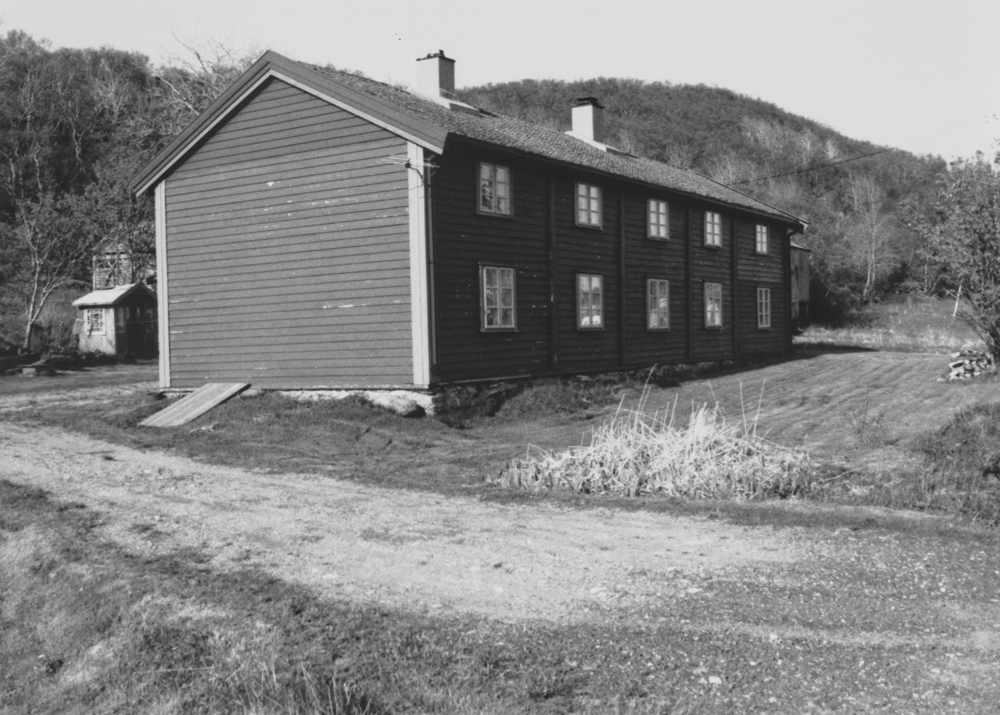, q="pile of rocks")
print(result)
[944,348,996,381]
